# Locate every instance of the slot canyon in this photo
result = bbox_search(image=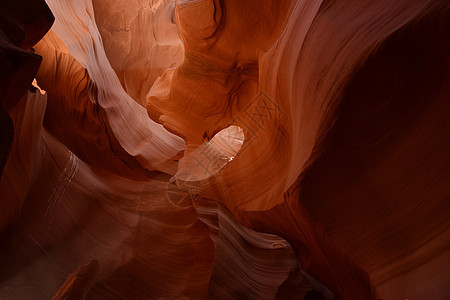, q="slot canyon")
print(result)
[0,0,449,299]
